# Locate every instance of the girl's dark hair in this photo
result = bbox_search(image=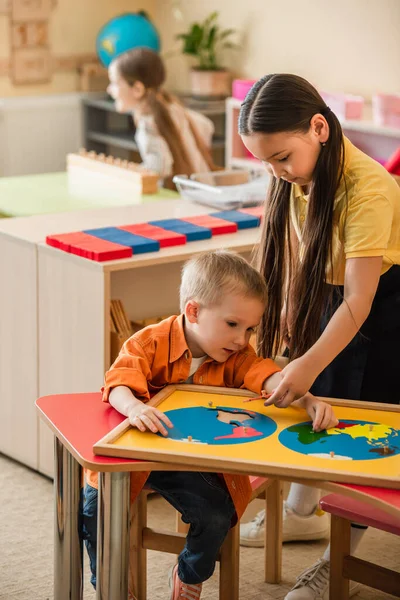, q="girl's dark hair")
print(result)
[238,74,345,360]
[113,48,215,177]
